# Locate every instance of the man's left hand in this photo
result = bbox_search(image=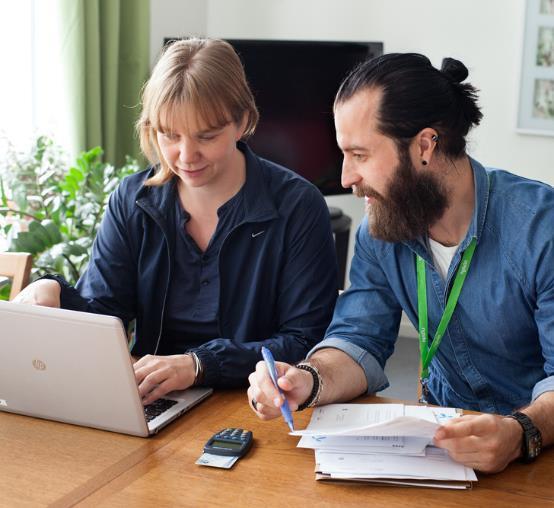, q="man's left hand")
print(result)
[433,413,523,473]
[133,354,196,405]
